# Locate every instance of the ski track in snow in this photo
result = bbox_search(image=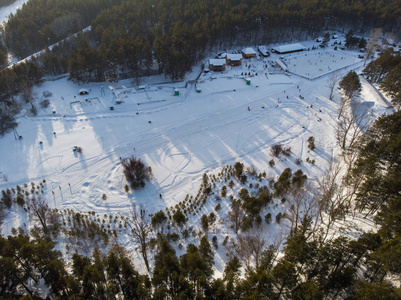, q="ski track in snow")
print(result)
[28,79,334,214]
